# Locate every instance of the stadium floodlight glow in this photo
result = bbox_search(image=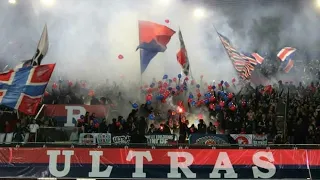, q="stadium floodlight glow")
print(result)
[8,0,16,4]
[40,0,55,7]
[156,0,171,6]
[193,8,205,19]
[317,0,320,7]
